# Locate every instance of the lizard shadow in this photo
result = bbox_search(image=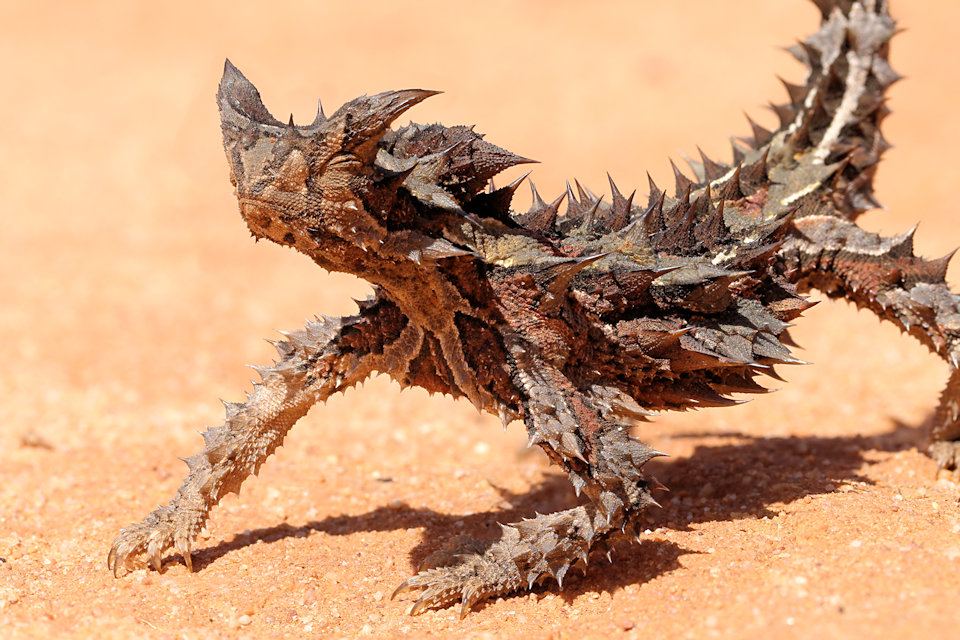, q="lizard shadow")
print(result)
[186,416,928,607]
[644,416,925,529]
